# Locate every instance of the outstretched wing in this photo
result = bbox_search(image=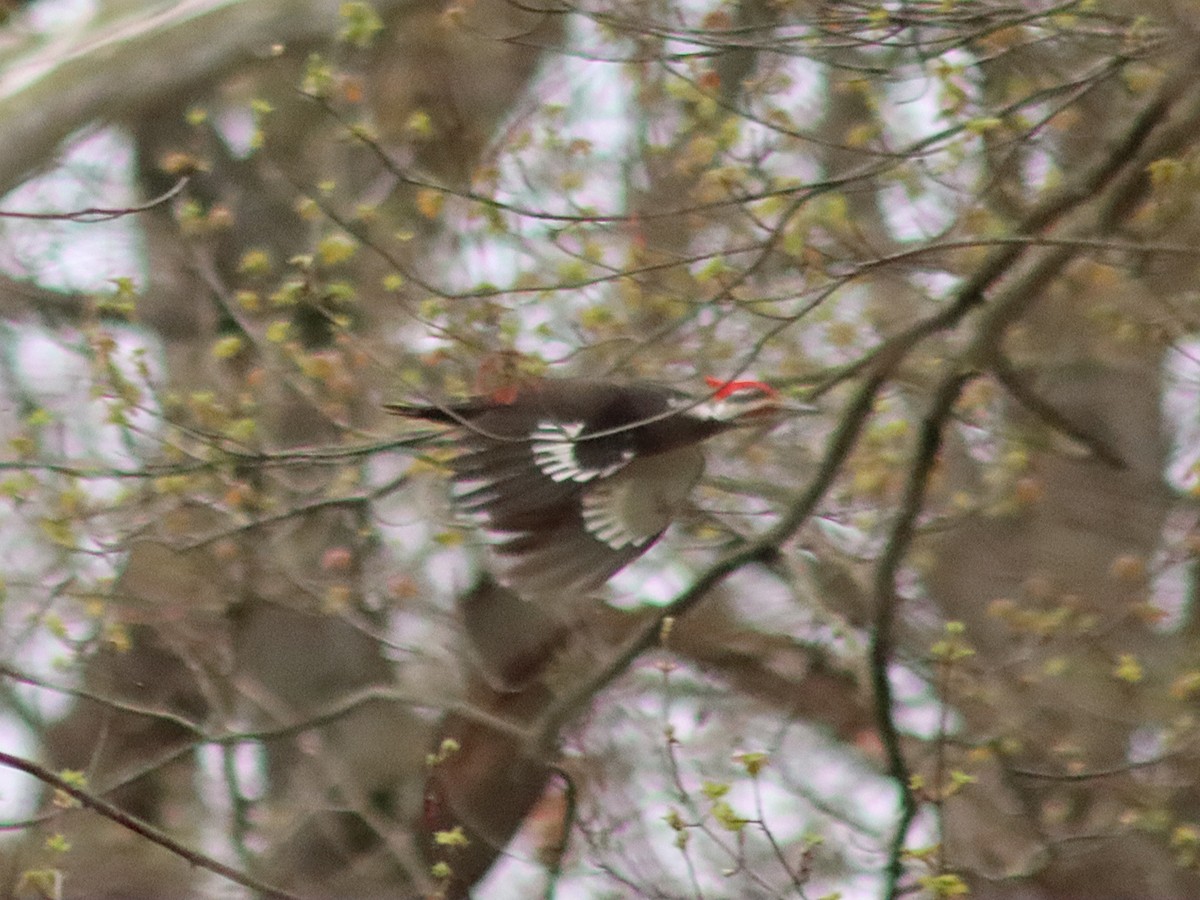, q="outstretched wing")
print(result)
[485,445,706,595]
[389,381,702,596]
[450,415,638,531]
